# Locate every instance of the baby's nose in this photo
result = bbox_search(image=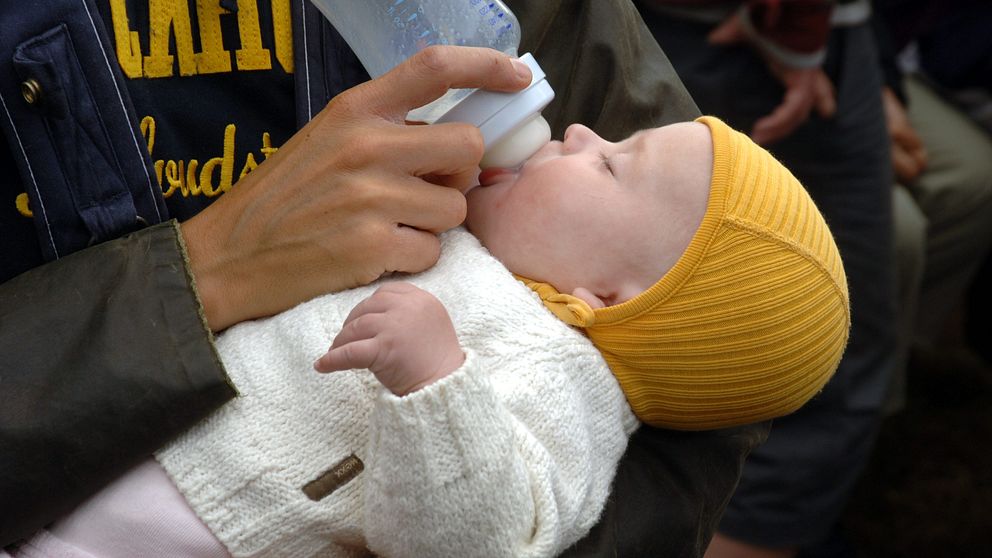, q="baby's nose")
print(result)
[563,123,599,151]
